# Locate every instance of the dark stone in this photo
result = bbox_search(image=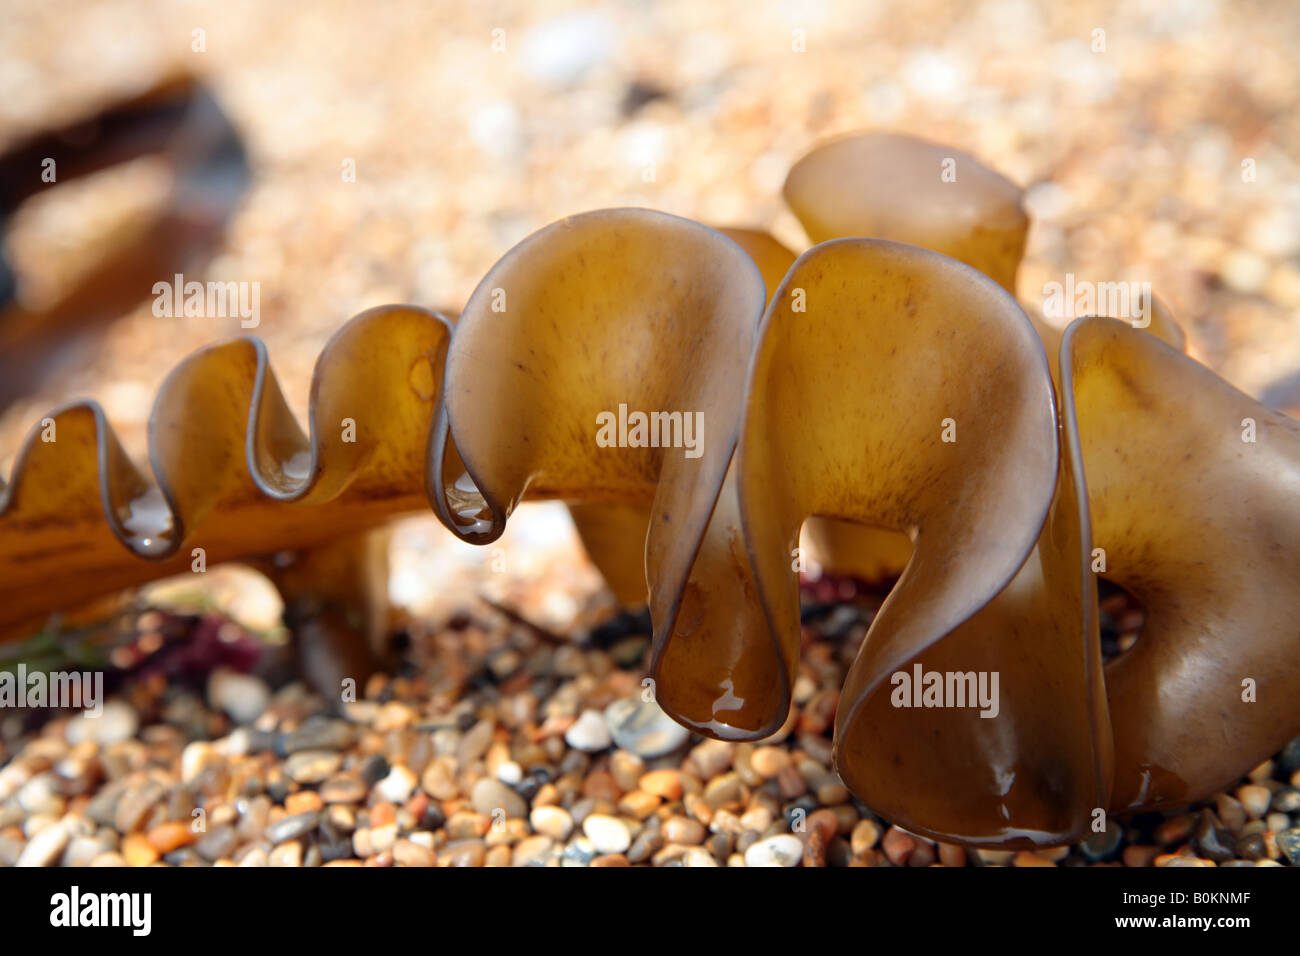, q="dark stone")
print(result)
[620,80,670,117]
[282,717,356,755]
[513,766,553,803]
[318,821,354,862]
[419,803,446,831]
[627,825,663,864]
[1193,809,1235,862]
[359,754,389,787]
[1234,831,1266,861]
[827,836,853,867]
[582,607,652,650]
[707,831,734,862]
